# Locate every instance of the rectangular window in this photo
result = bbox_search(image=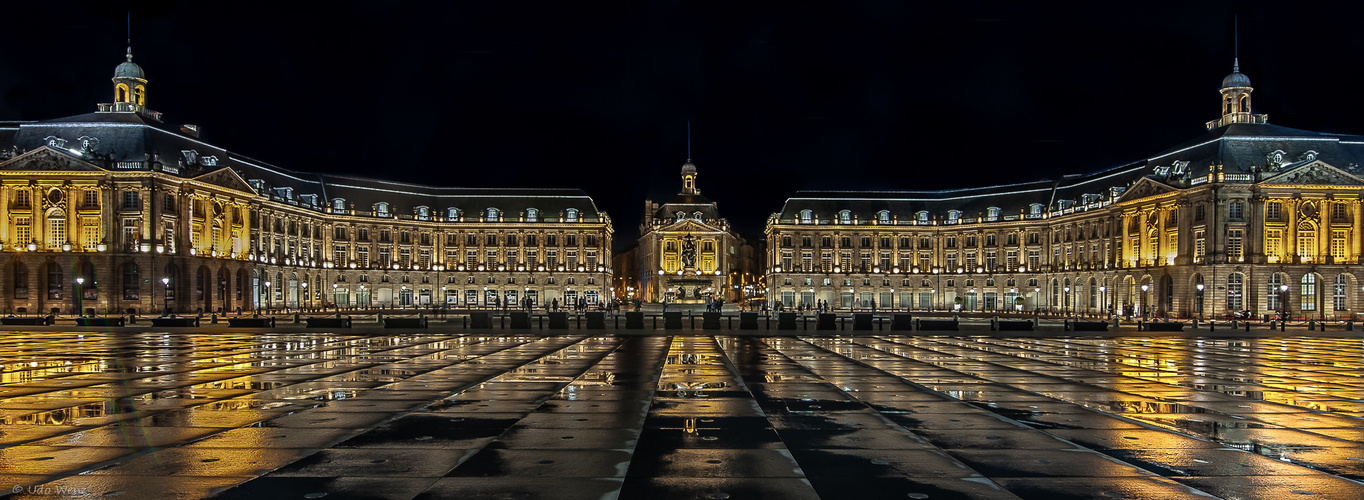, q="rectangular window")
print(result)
[1193,229,1206,262]
[81,224,99,250]
[379,247,391,267]
[358,247,370,267]
[1266,229,1282,261]
[84,190,100,208]
[13,190,30,208]
[1227,229,1243,262]
[1331,230,1347,261]
[46,217,65,249]
[1027,250,1040,270]
[1301,275,1317,311]
[16,216,31,247]
[1333,203,1348,221]
[1334,277,1348,311]
[334,245,347,265]
[122,191,139,210]
[1266,202,1281,220]
[1229,201,1244,220]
